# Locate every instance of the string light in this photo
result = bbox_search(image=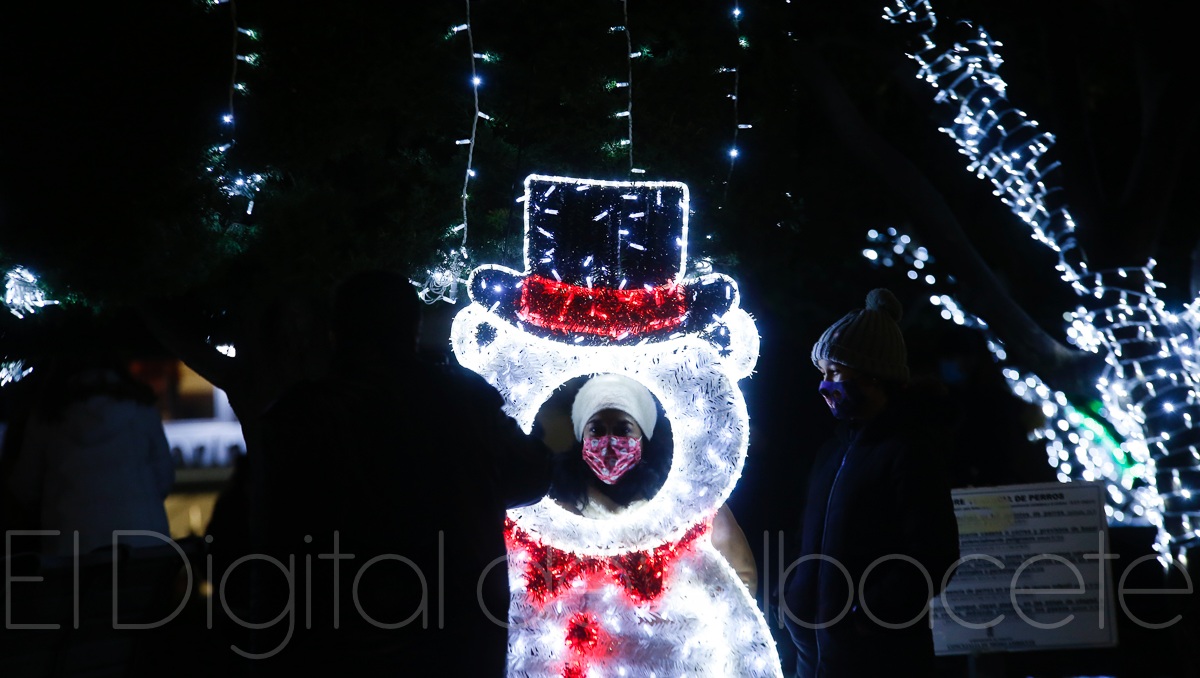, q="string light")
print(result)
[4,266,58,319]
[2,265,56,388]
[0,360,33,387]
[607,2,646,175]
[876,0,1198,562]
[719,4,752,200]
[204,0,266,222]
[416,0,496,304]
[451,174,780,676]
